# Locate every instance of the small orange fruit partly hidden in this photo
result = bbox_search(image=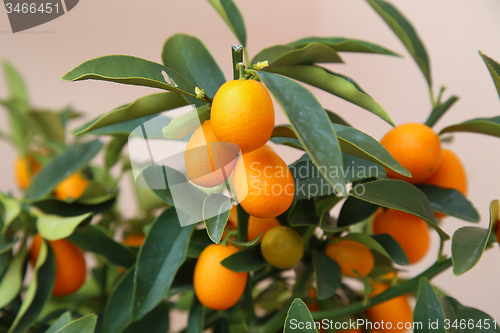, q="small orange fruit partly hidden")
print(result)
[366,282,413,333]
[54,173,88,201]
[226,207,281,242]
[14,155,41,190]
[194,244,247,310]
[325,239,374,277]
[30,234,86,297]
[233,147,295,218]
[372,209,430,264]
[211,80,275,153]
[184,120,238,187]
[380,123,442,184]
[124,234,146,247]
